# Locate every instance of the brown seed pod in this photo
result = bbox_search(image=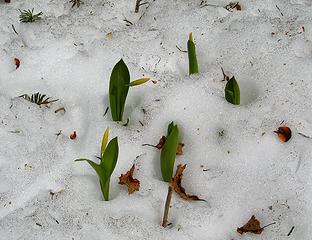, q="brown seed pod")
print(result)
[70,131,77,140]
[274,126,291,142]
